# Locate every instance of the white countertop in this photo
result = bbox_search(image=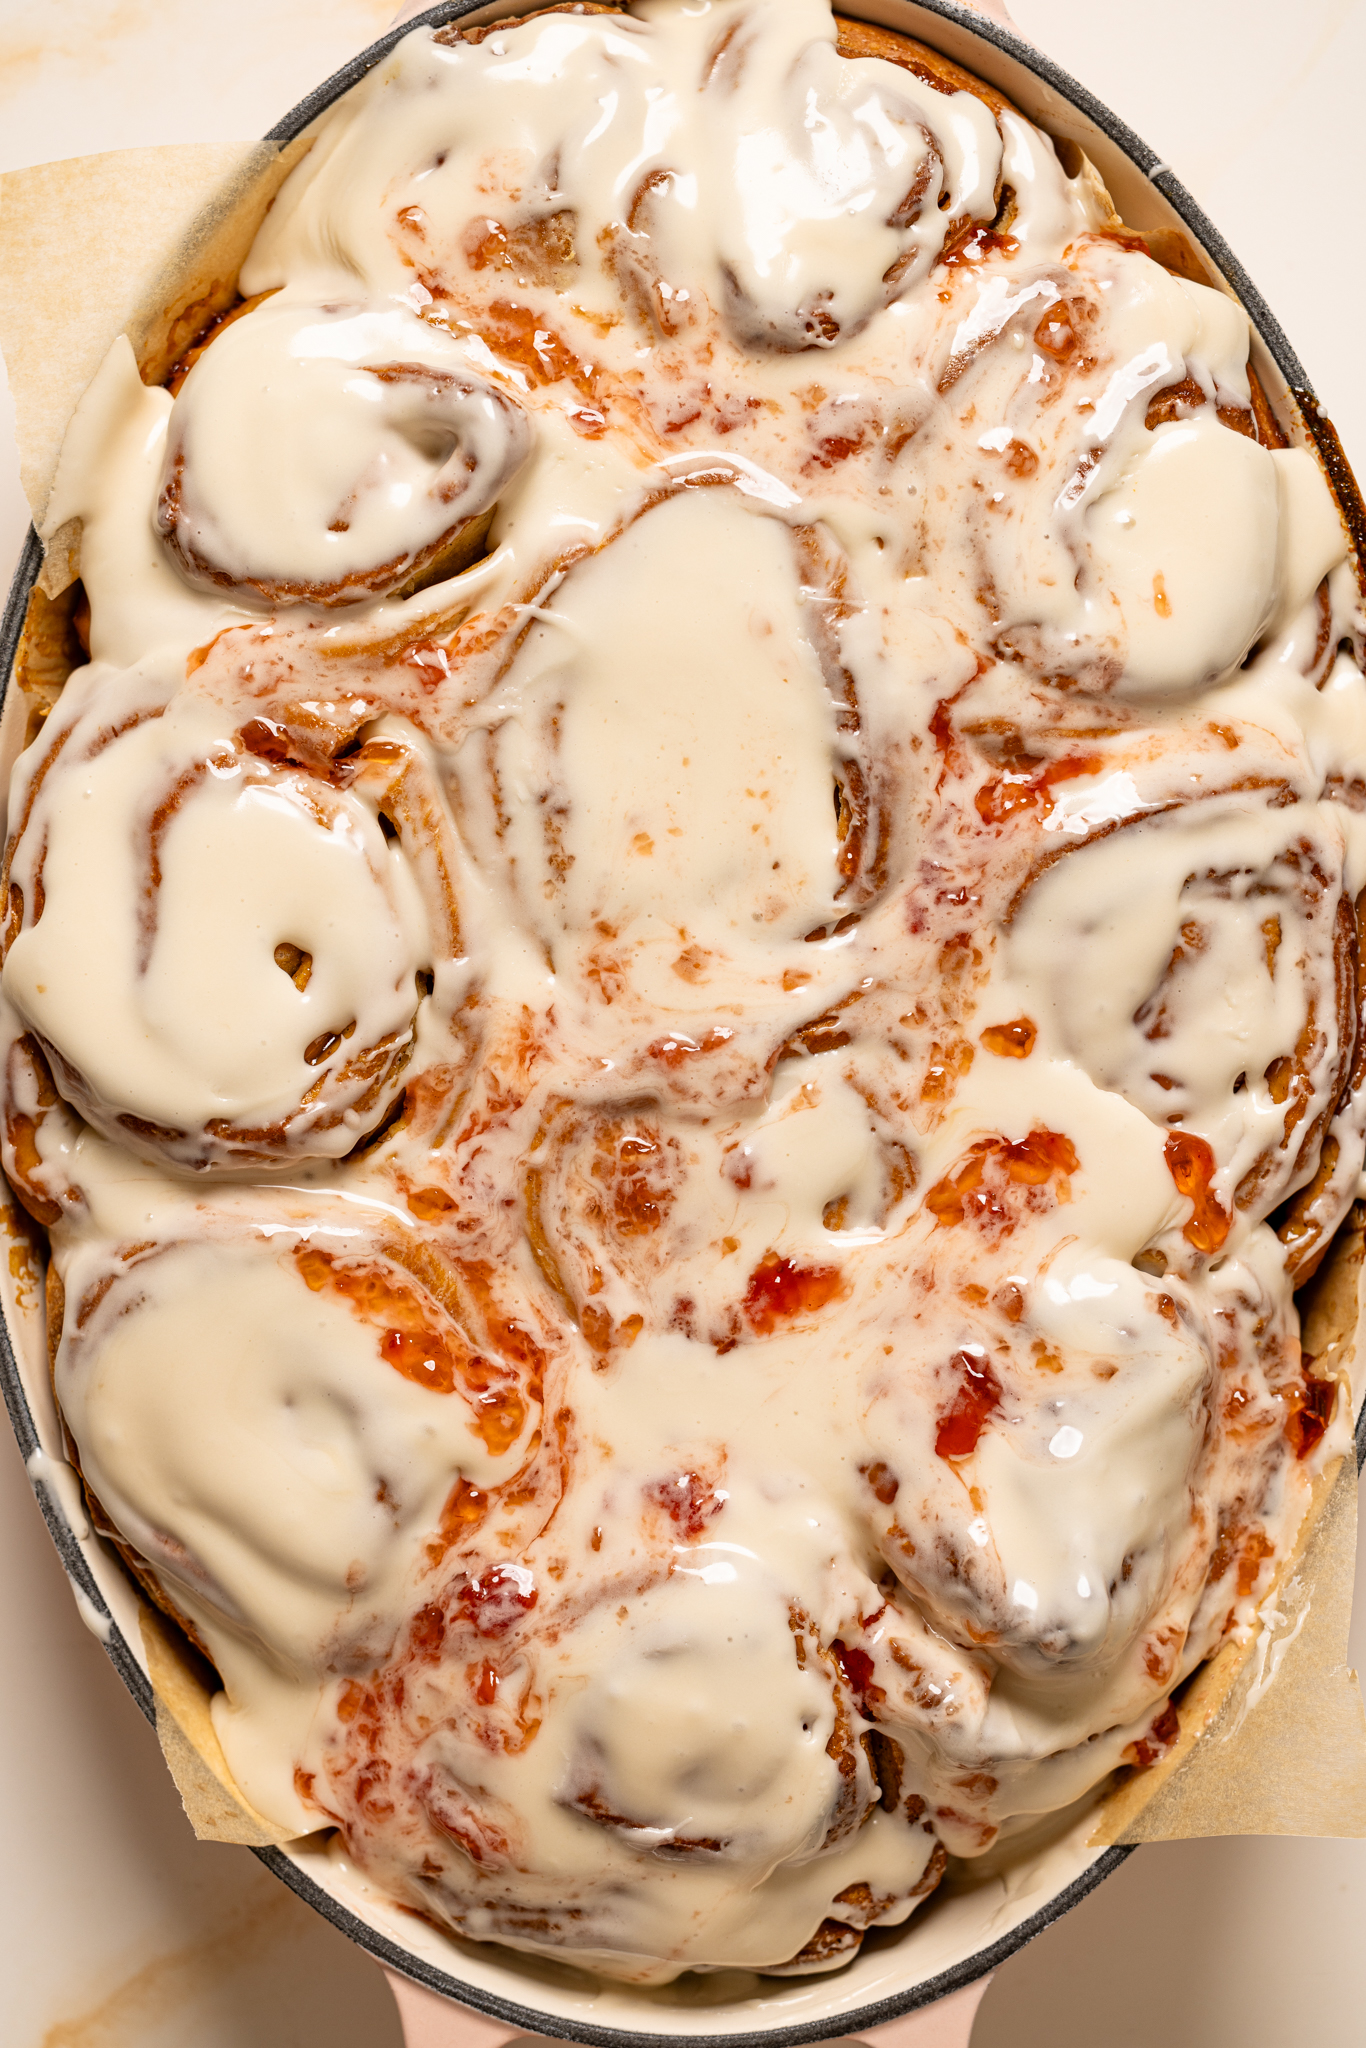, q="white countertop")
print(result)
[0,4,1362,2043]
